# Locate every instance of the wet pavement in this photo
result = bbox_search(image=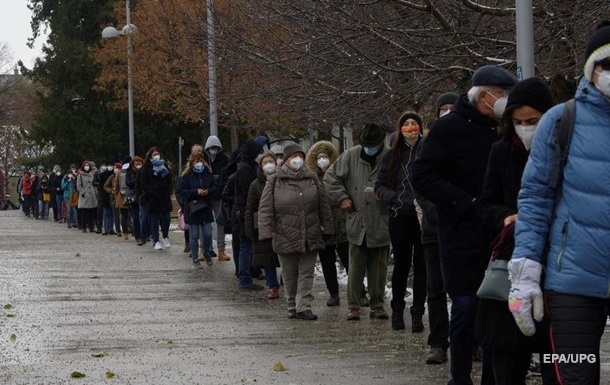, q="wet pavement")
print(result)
[0,209,607,384]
